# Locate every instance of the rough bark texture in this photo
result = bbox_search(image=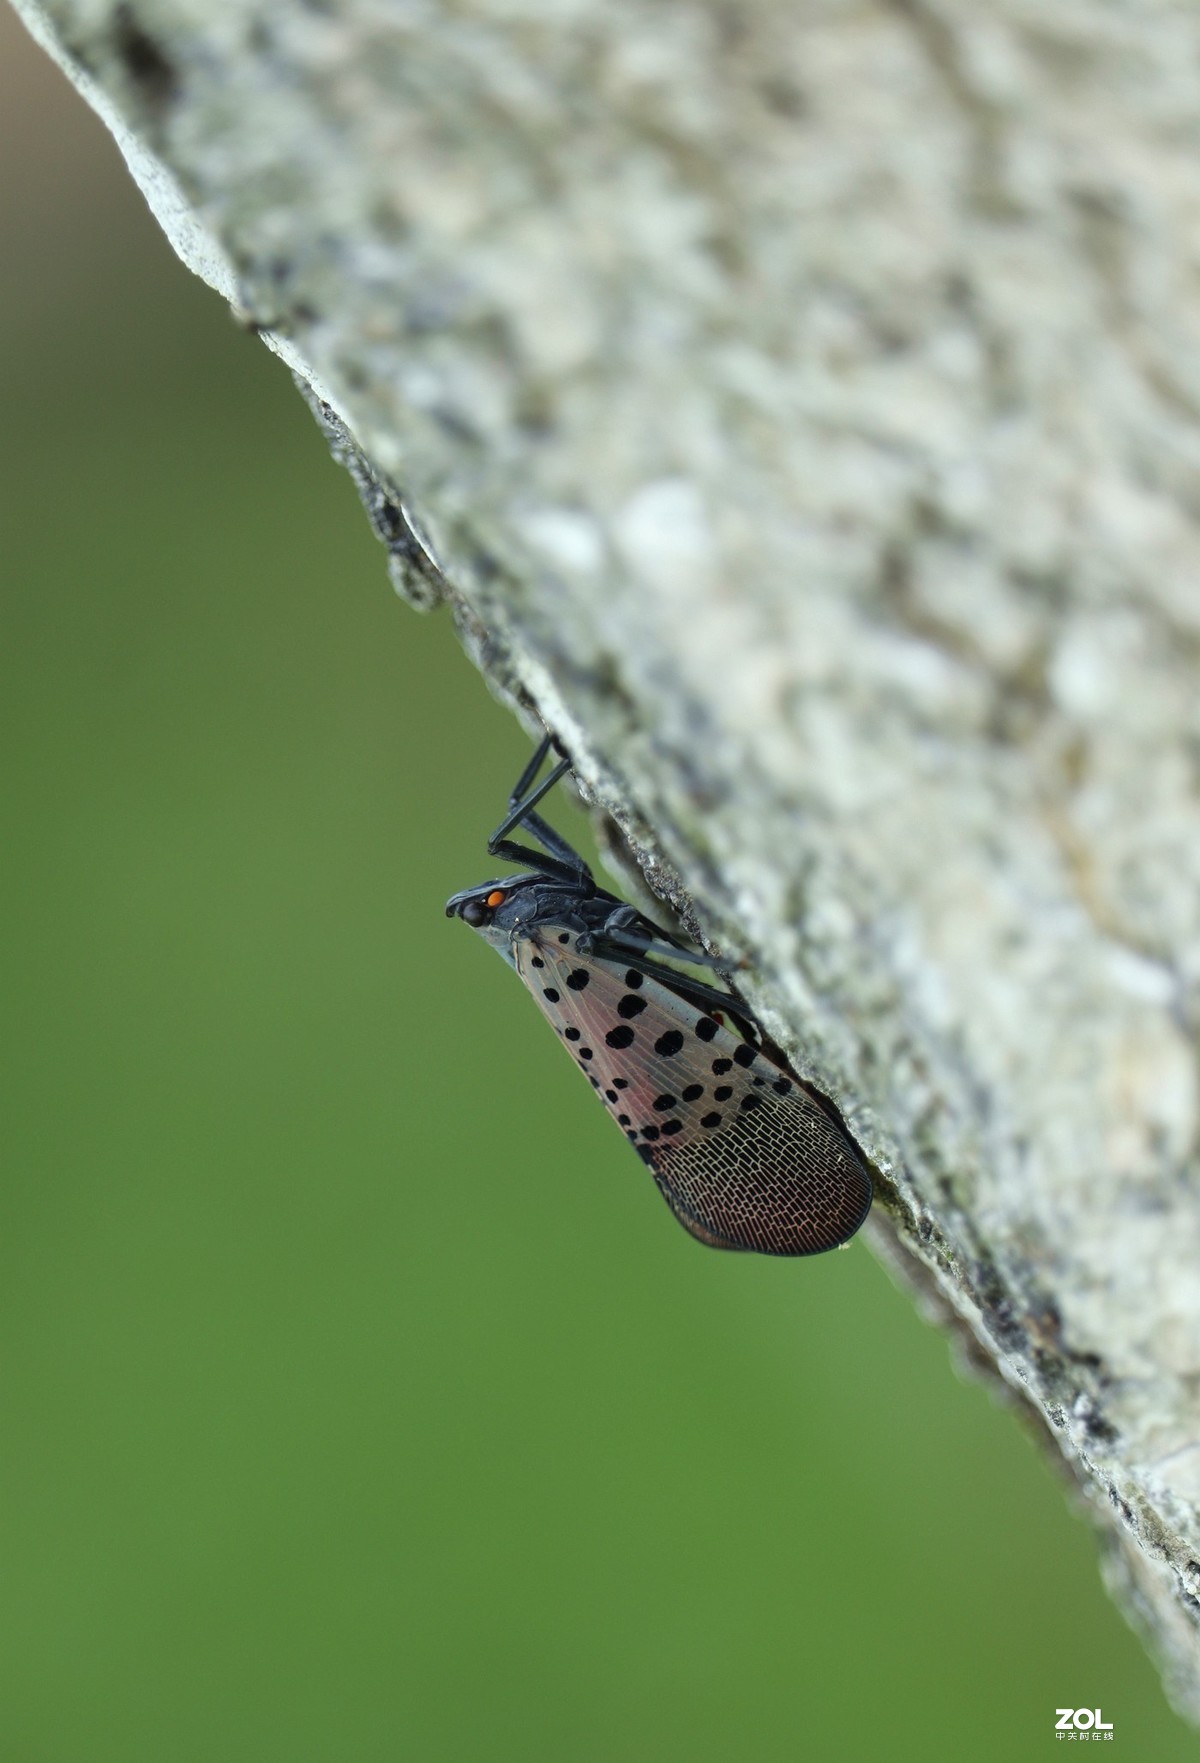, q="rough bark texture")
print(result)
[13,0,1200,1717]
